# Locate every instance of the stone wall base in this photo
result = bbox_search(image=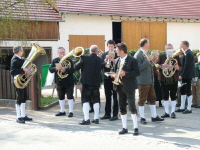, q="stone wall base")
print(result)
[0,99,32,110]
